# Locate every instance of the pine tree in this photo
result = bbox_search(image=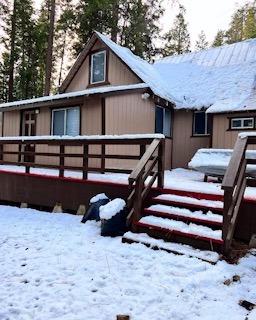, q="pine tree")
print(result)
[163,5,190,56]
[212,30,226,47]
[226,7,246,44]
[244,5,256,39]
[195,30,208,51]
